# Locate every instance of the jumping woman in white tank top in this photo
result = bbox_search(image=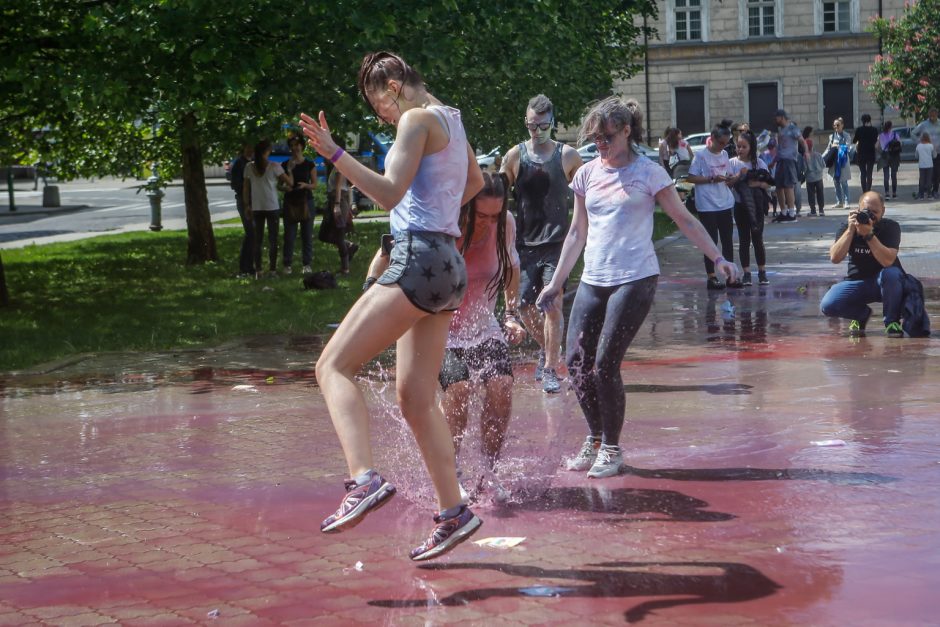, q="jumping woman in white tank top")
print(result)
[300,51,484,561]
